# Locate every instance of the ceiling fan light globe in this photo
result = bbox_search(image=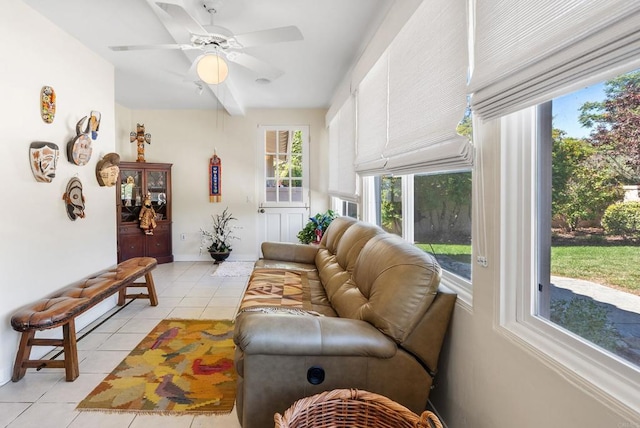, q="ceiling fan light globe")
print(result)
[197,54,229,84]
